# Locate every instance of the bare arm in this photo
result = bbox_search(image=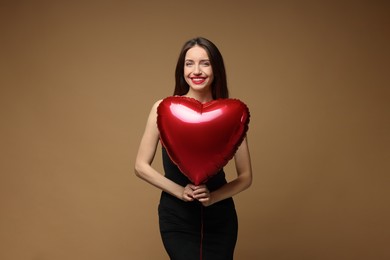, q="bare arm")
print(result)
[134,101,194,201]
[194,137,253,206]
